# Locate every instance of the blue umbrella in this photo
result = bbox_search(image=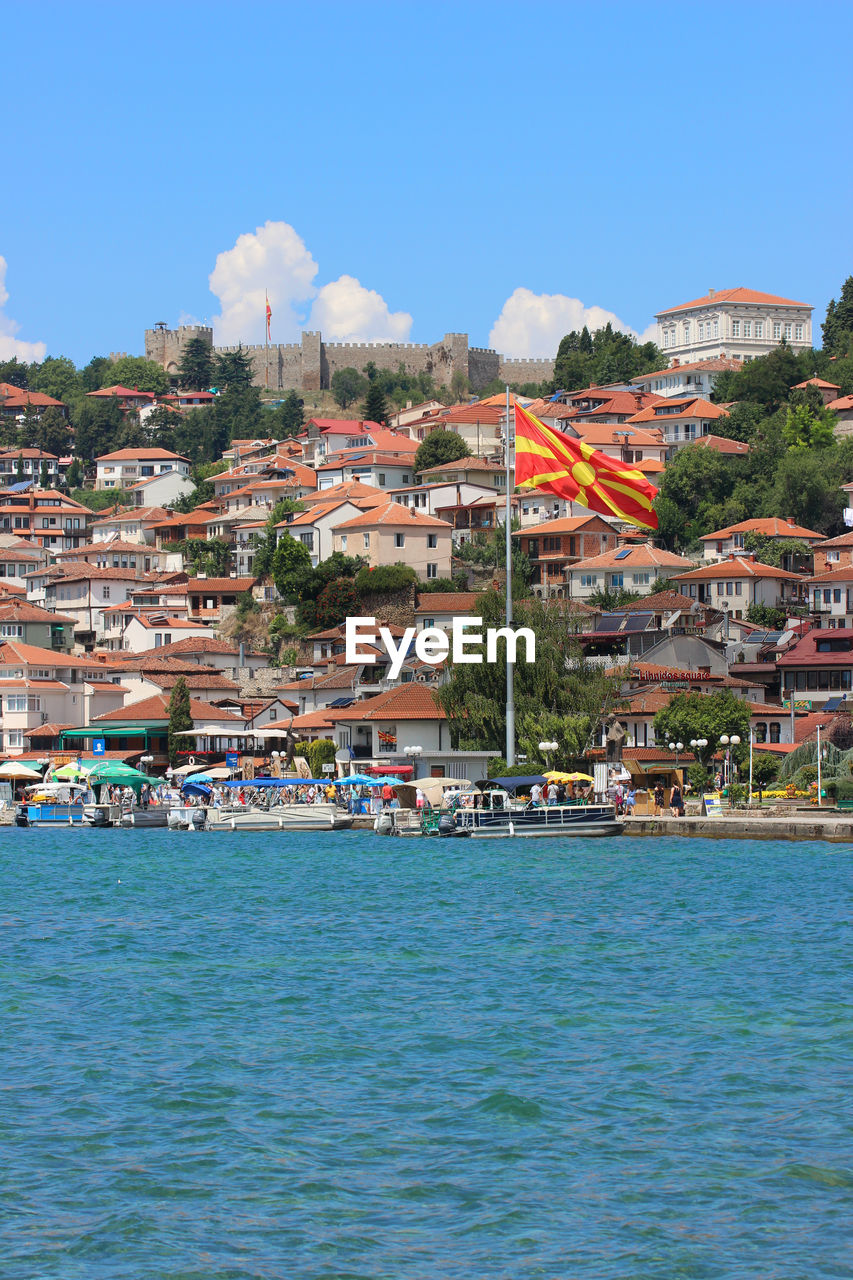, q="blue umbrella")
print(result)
[372,776,404,786]
[334,774,377,786]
